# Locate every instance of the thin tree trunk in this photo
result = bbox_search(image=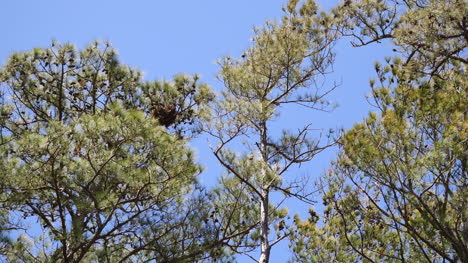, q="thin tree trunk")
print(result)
[259,188,270,263]
[259,121,270,263]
